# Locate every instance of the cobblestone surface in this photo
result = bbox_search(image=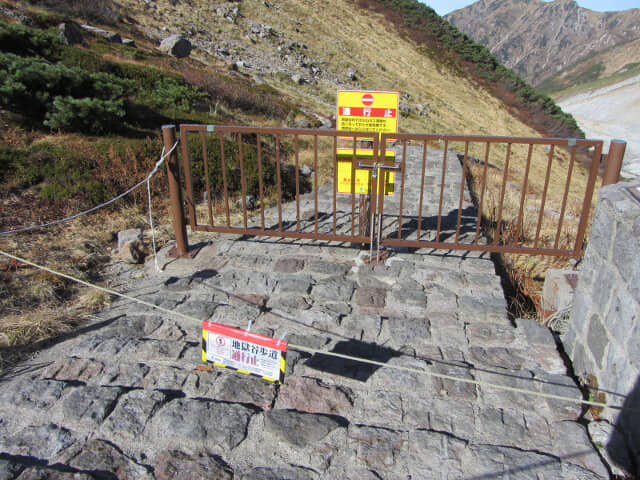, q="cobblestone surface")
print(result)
[0,146,610,478]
